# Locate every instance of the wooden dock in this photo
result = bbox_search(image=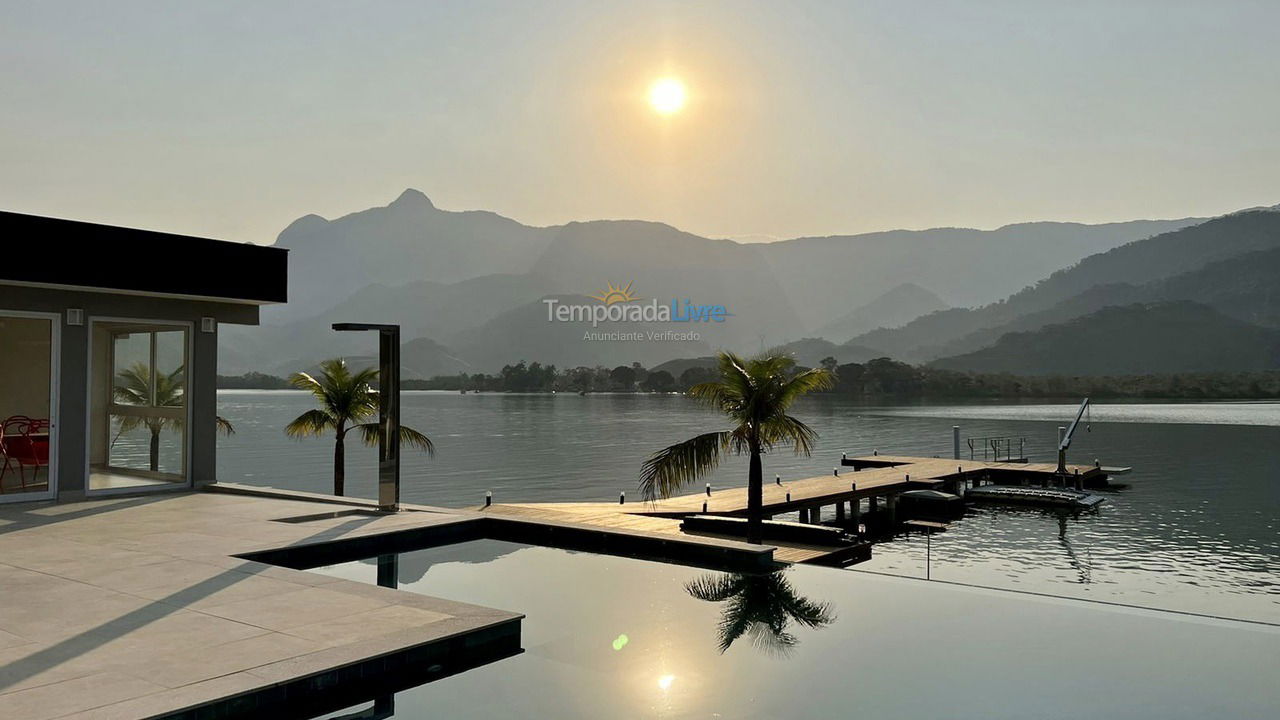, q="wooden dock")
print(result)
[479,455,1107,567]
[480,502,854,565]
